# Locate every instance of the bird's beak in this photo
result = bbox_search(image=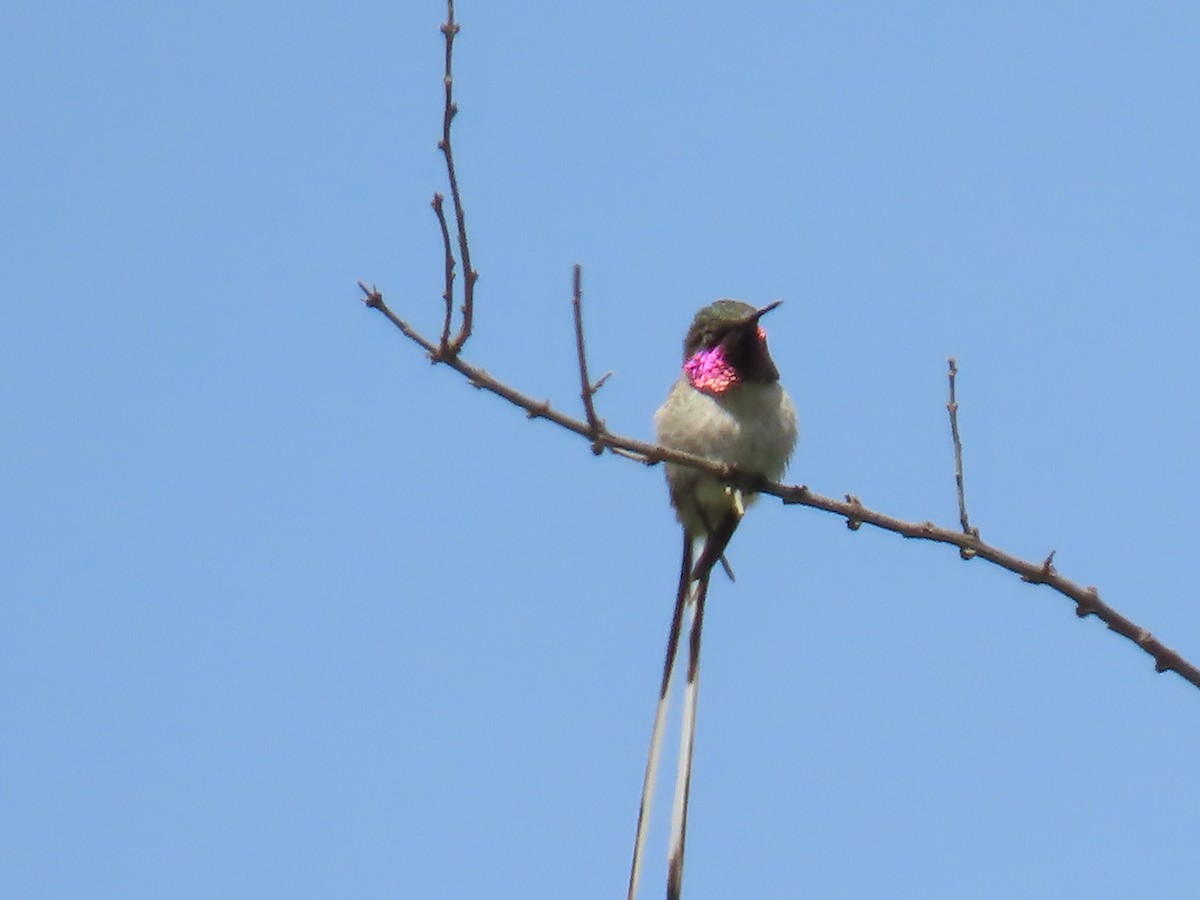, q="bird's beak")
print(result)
[747,300,783,325]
